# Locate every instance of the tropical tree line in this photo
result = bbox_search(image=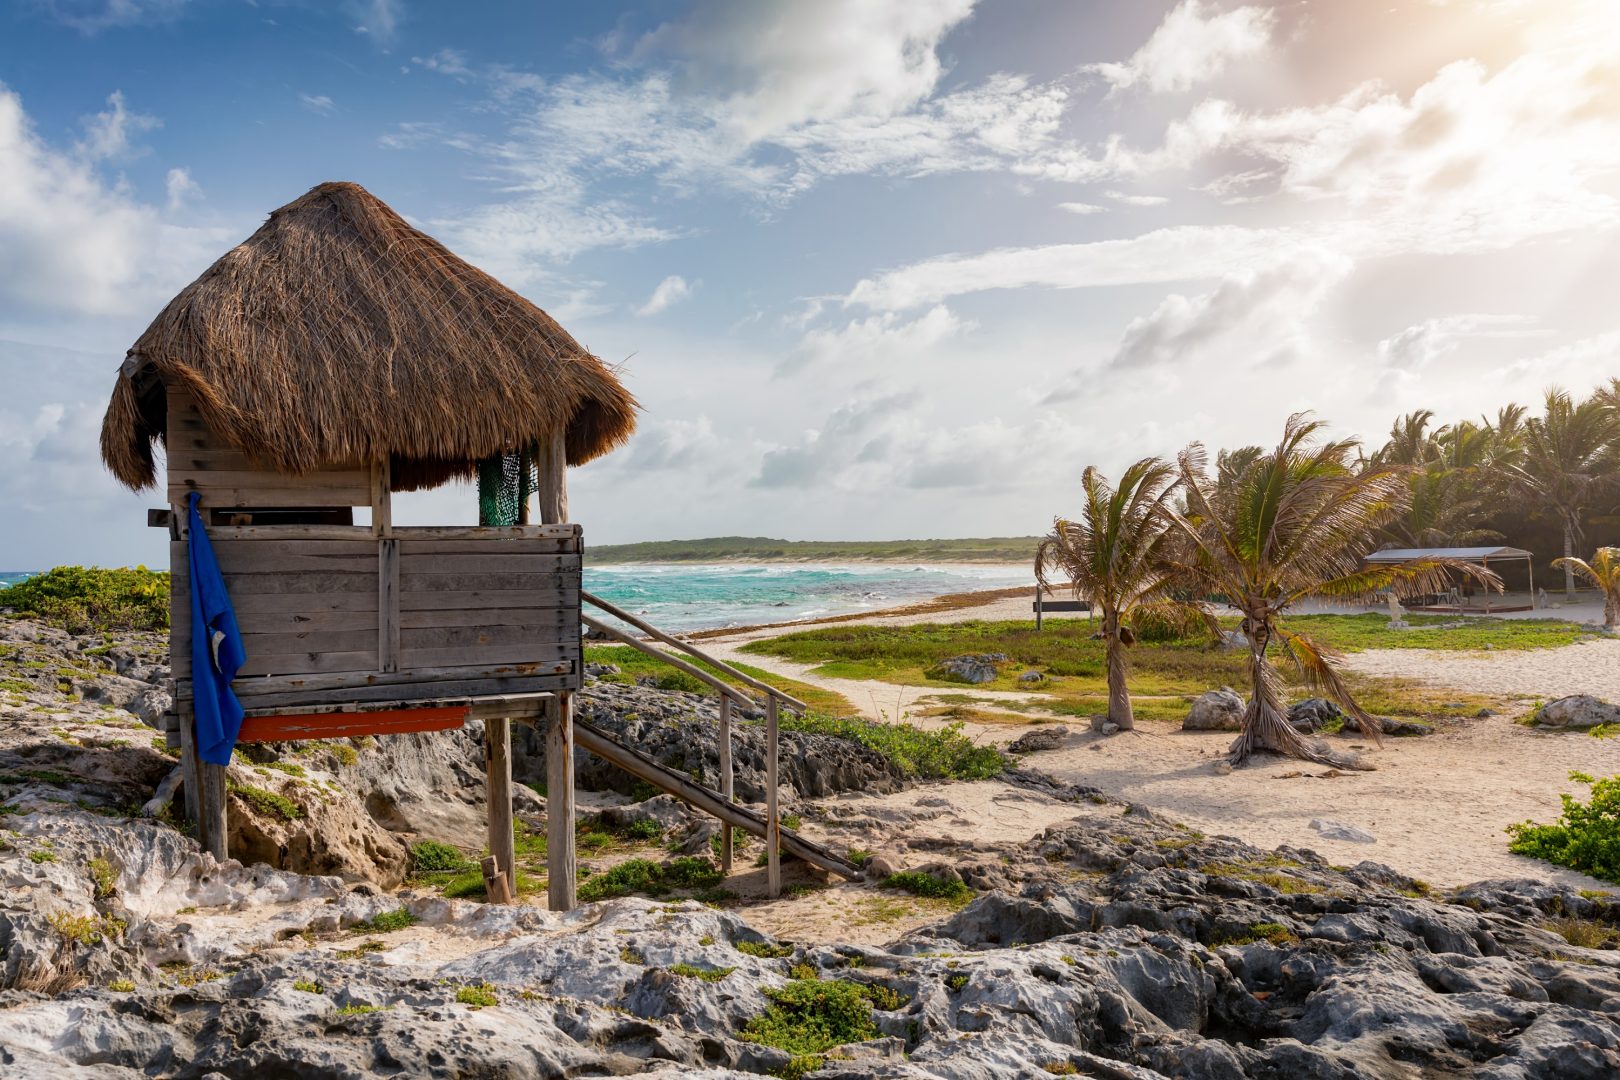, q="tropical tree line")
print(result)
[1038,381,1620,769]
